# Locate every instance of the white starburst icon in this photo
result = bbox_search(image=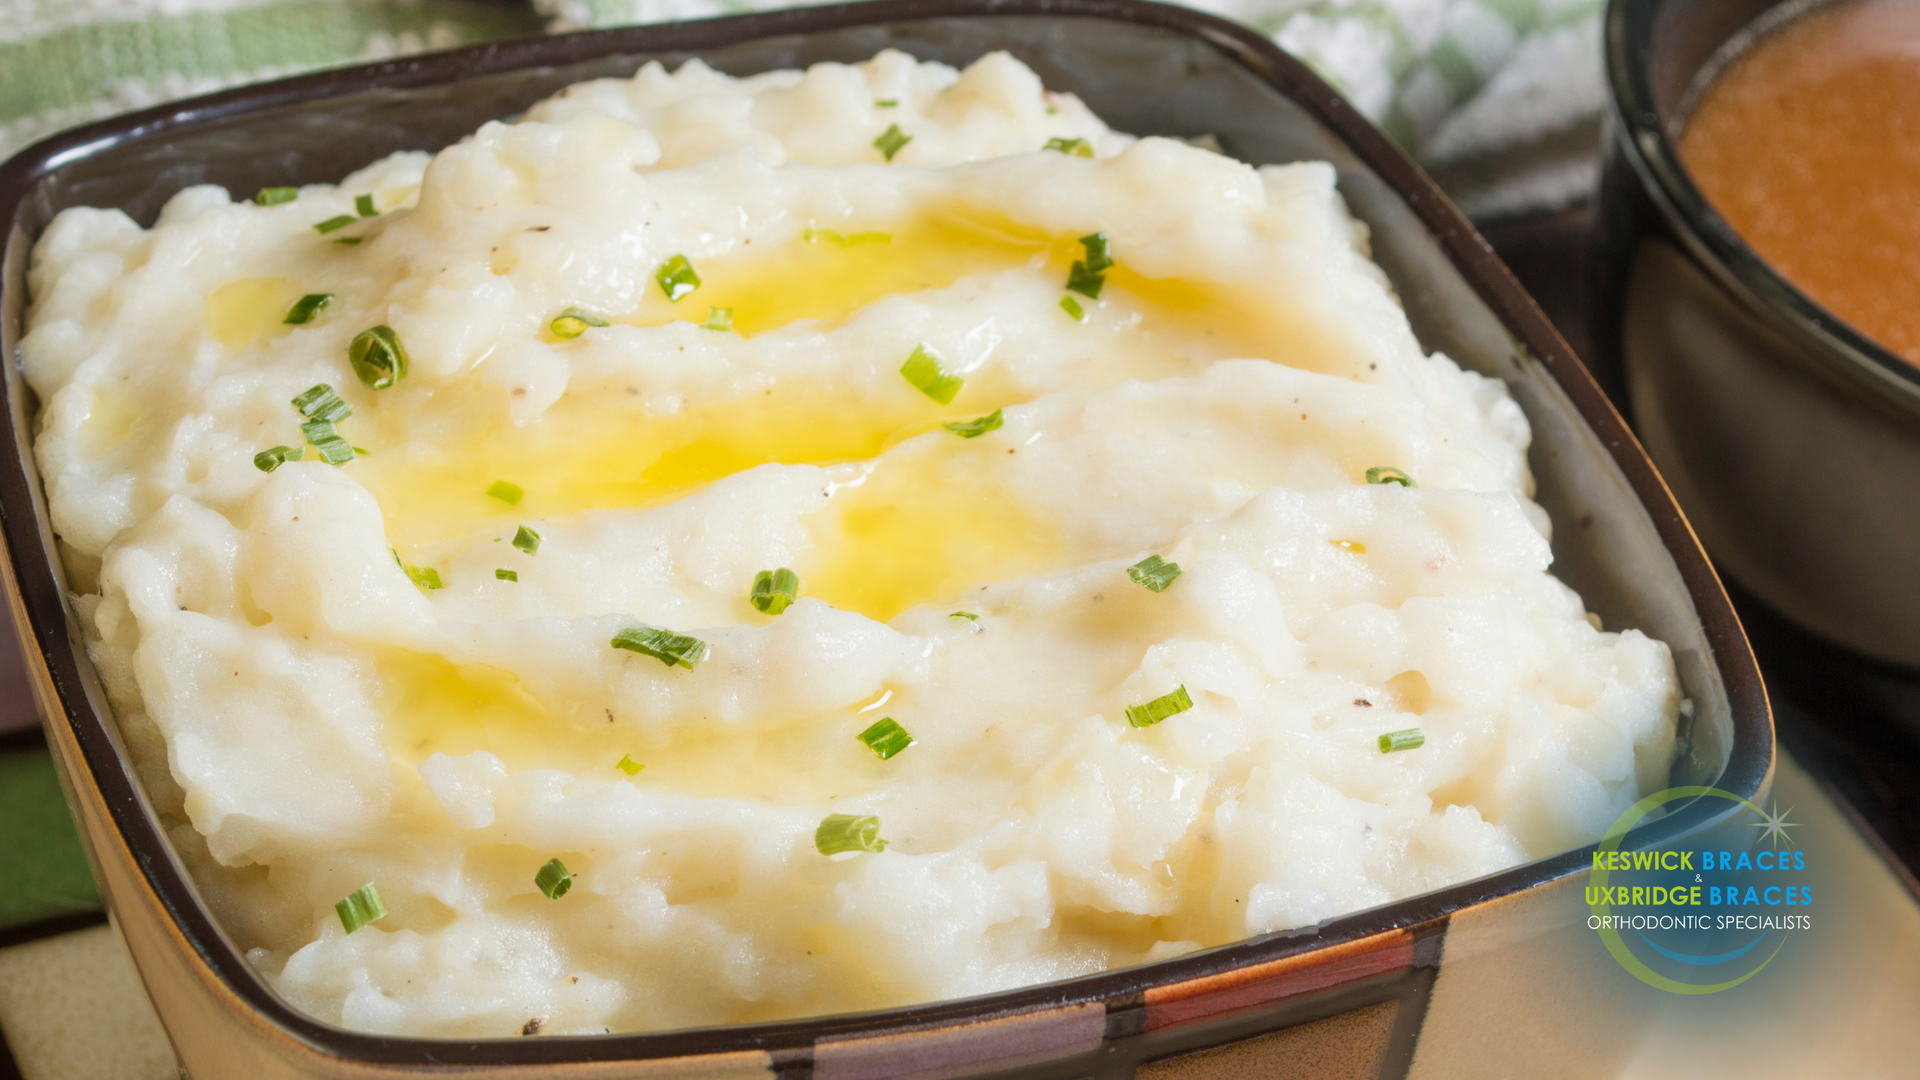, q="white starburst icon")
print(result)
[1751,800,1798,849]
